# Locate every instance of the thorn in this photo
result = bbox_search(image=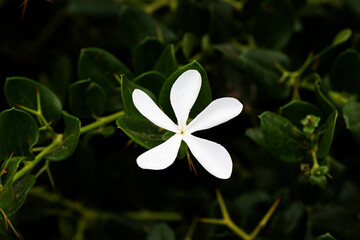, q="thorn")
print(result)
[0,152,14,176]
[18,0,28,19]
[187,152,198,176]
[36,87,40,97]
[14,104,23,108]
